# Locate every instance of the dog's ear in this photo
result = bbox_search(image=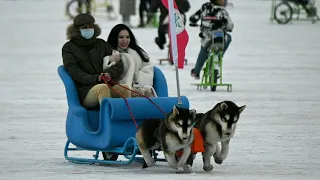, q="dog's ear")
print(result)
[220,102,228,110]
[173,105,179,116]
[189,109,197,120]
[238,105,246,114]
